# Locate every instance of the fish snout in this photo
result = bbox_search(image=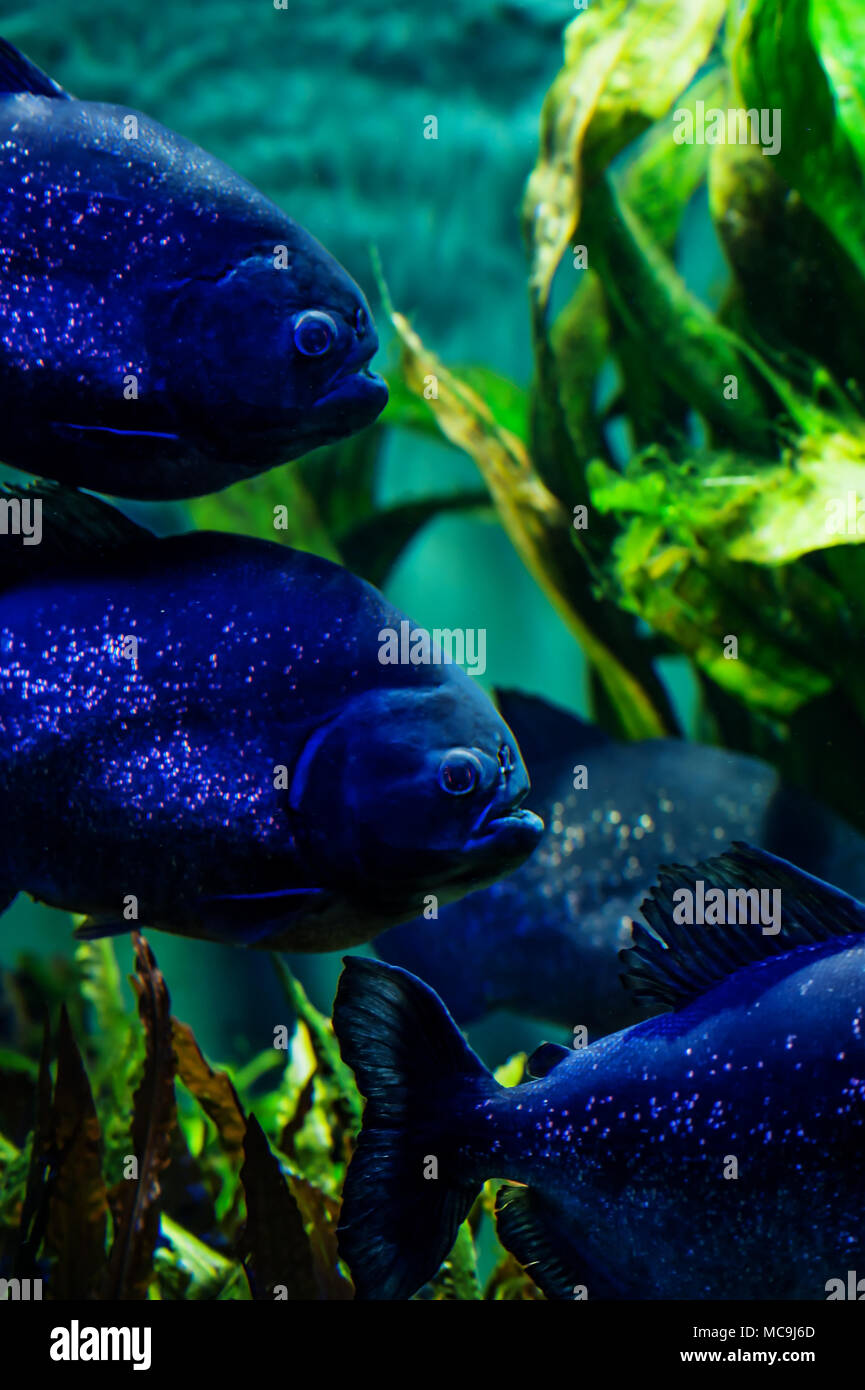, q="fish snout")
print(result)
[466,753,544,858]
[315,310,388,415]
